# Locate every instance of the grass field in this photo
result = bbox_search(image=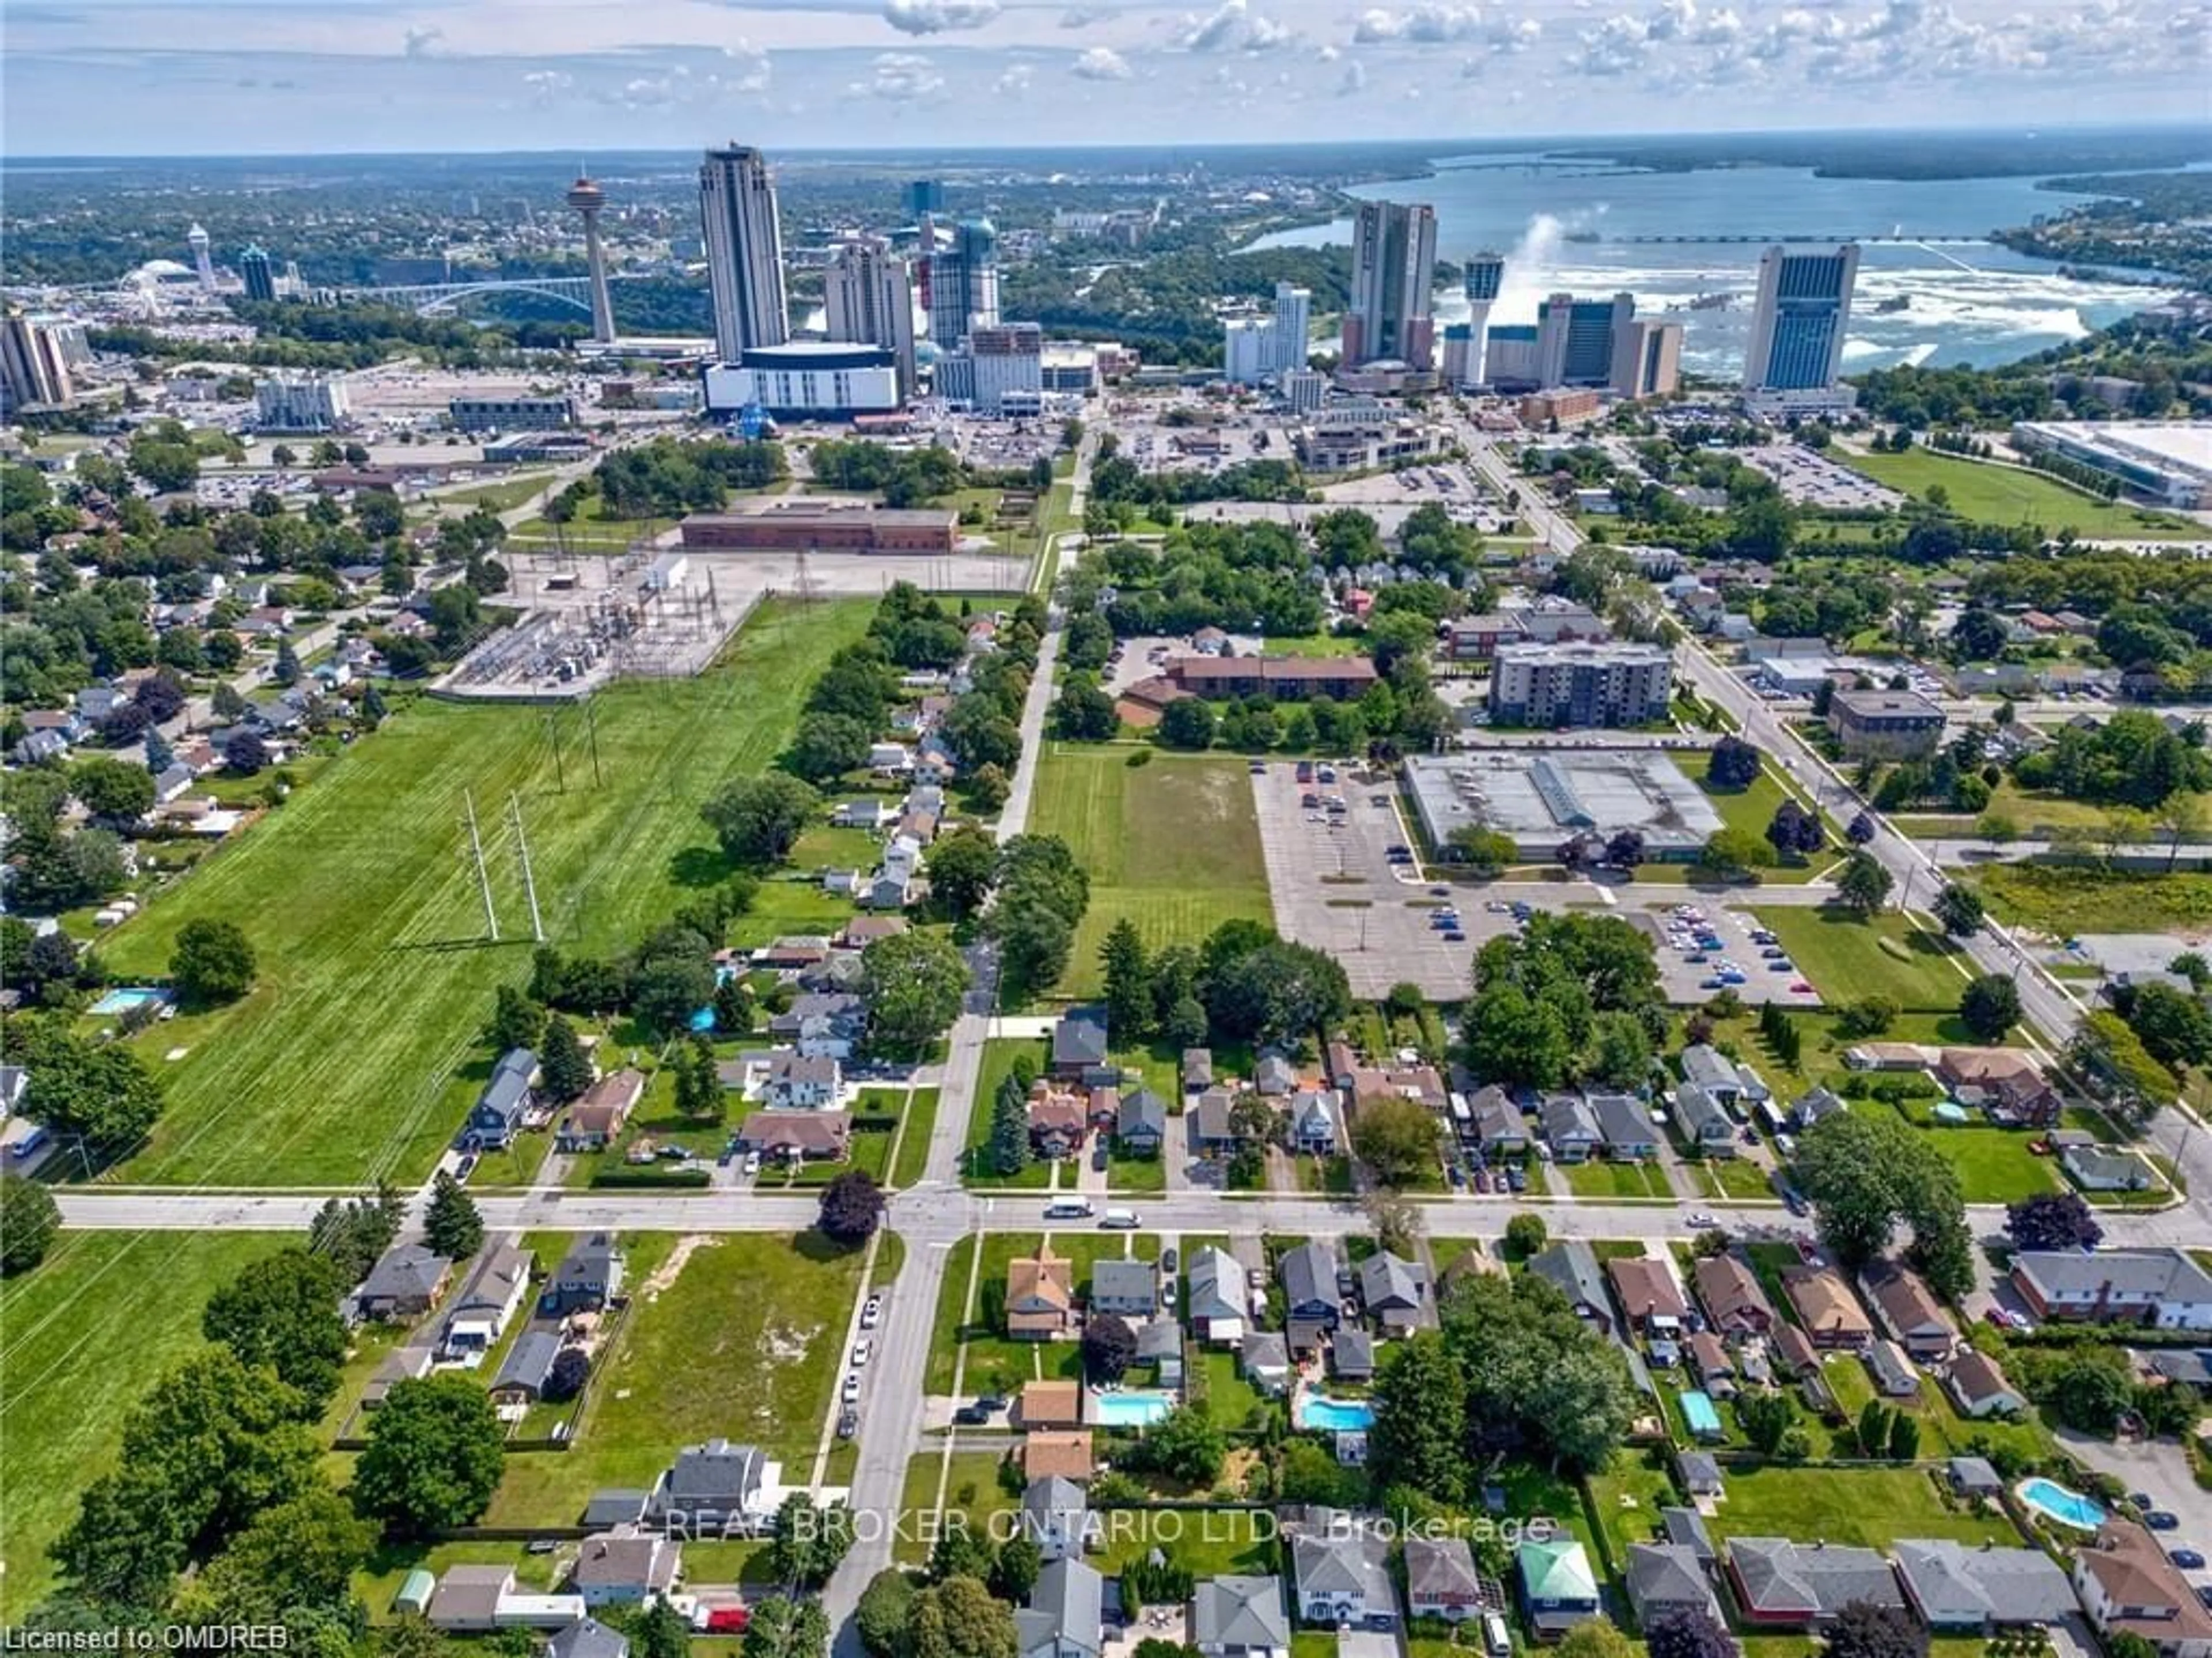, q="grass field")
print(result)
[0,1231,292,1615]
[924,1229,1163,1397]
[1565,1158,1668,1198]
[964,1037,1056,1189]
[1972,862,2212,938]
[1839,447,2211,540]
[427,471,561,514]
[95,600,875,1186]
[890,1086,942,1187]
[1706,1463,2021,1549]
[507,491,679,548]
[1878,1099,2059,1203]
[1751,907,1973,1011]
[1028,748,1272,999]
[1892,778,2184,839]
